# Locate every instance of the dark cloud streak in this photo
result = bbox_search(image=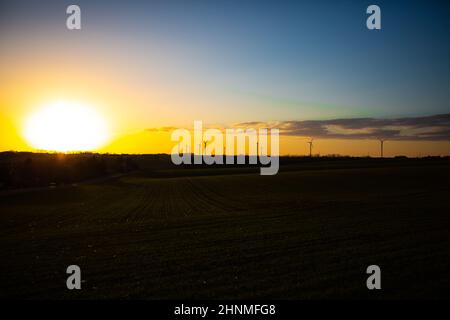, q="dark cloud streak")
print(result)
[235,114,450,141]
